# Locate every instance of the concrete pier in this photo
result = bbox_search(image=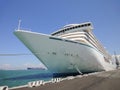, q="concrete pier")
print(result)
[10,69,120,90]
